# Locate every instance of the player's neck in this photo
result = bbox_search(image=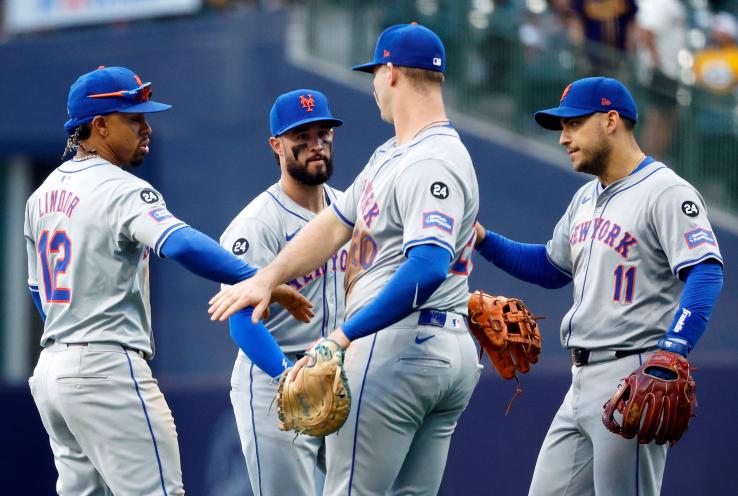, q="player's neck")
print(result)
[600,144,645,186]
[76,140,120,166]
[393,91,447,146]
[280,176,325,214]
